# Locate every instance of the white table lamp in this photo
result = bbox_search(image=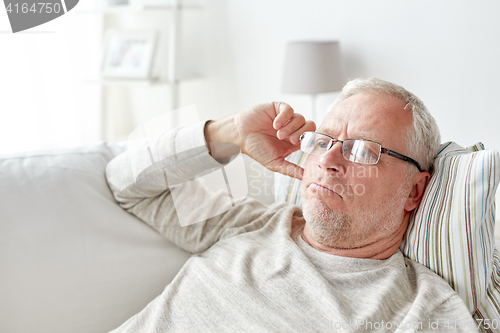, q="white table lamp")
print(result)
[281,41,343,121]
